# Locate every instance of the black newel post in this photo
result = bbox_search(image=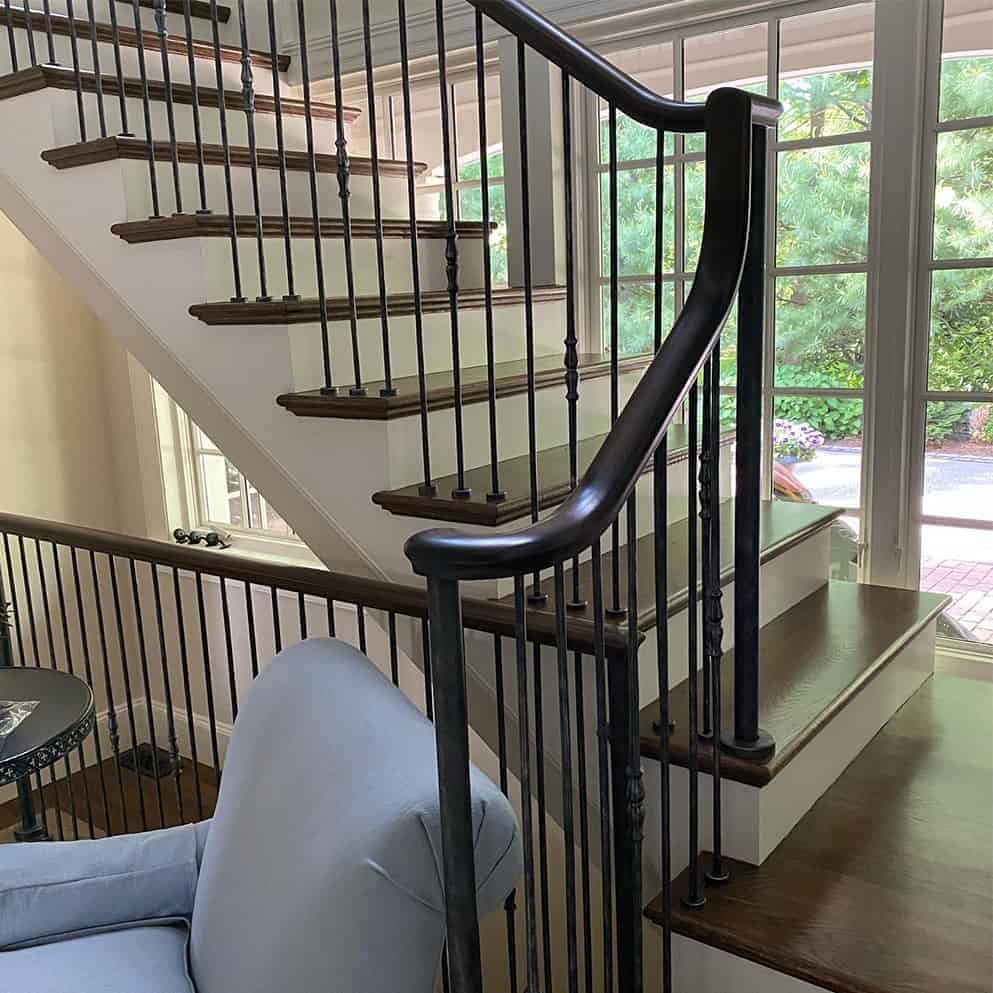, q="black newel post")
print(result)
[725,122,775,761]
